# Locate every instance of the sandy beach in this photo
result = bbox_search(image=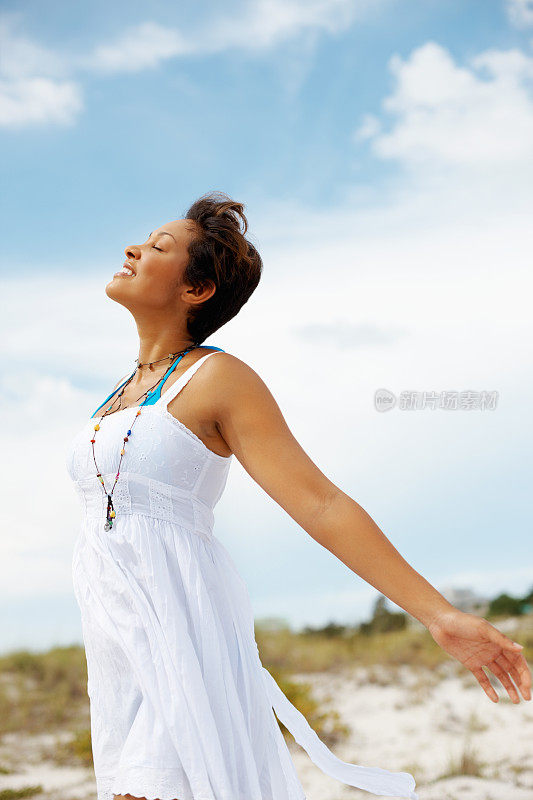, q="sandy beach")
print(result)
[1,659,531,800]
